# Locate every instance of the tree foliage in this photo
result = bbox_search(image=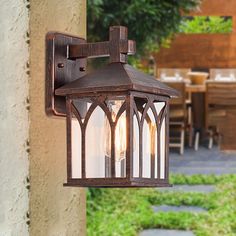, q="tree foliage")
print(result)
[87,0,201,56]
[179,16,232,34]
